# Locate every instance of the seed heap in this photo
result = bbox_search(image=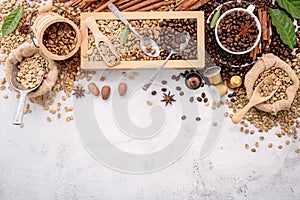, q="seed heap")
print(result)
[201,0,296,80]
[227,53,300,151]
[97,41,119,65]
[43,22,77,56]
[217,11,259,52]
[88,18,197,62]
[255,68,292,103]
[145,41,157,55]
[16,55,48,89]
[0,0,37,57]
[258,76,277,97]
